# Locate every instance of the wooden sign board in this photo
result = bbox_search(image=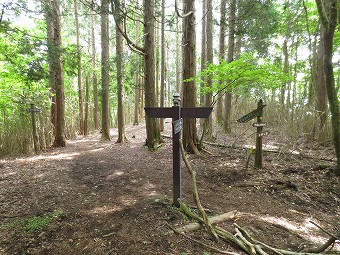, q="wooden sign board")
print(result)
[253,122,267,127]
[28,108,41,113]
